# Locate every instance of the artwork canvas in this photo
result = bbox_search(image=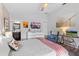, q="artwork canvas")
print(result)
[56,20,69,28]
[30,22,41,29]
[4,17,10,32]
[66,31,77,37]
[23,21,28,28]
[13,23,20,31]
